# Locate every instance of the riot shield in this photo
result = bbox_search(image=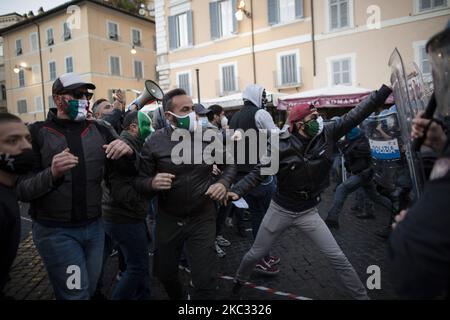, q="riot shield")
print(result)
[361,111,403,192]
[388,48,427,199]
[426,27,450,125]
